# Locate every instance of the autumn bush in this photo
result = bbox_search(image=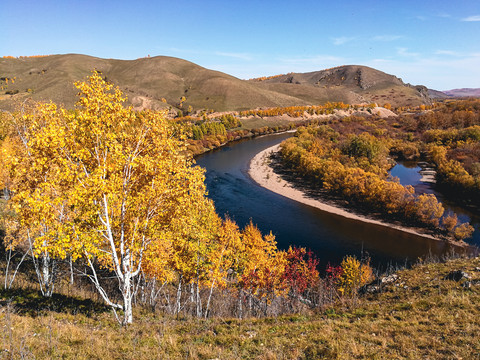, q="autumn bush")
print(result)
[279,119,475,240]
[335,256,374,296]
